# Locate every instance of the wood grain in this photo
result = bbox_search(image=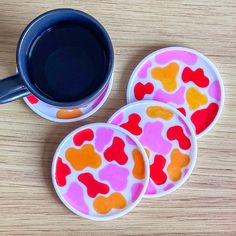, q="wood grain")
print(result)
[0,0,236,235]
